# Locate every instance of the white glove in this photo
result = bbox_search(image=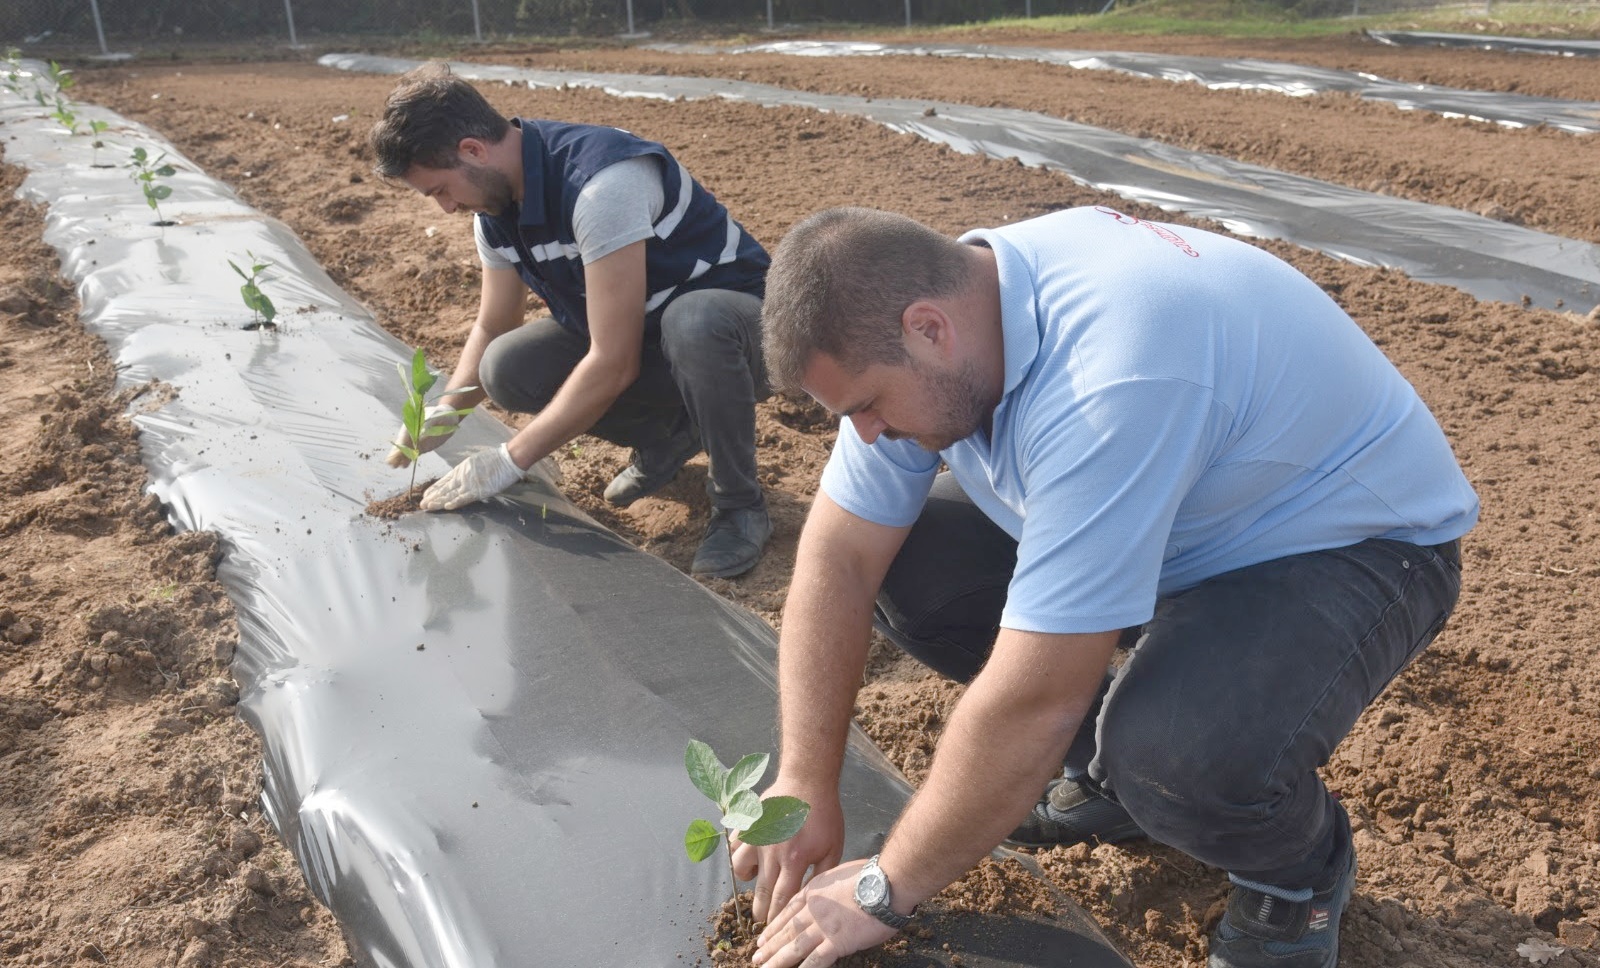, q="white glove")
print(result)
[420,443,525,511]
[385,404,464,468]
